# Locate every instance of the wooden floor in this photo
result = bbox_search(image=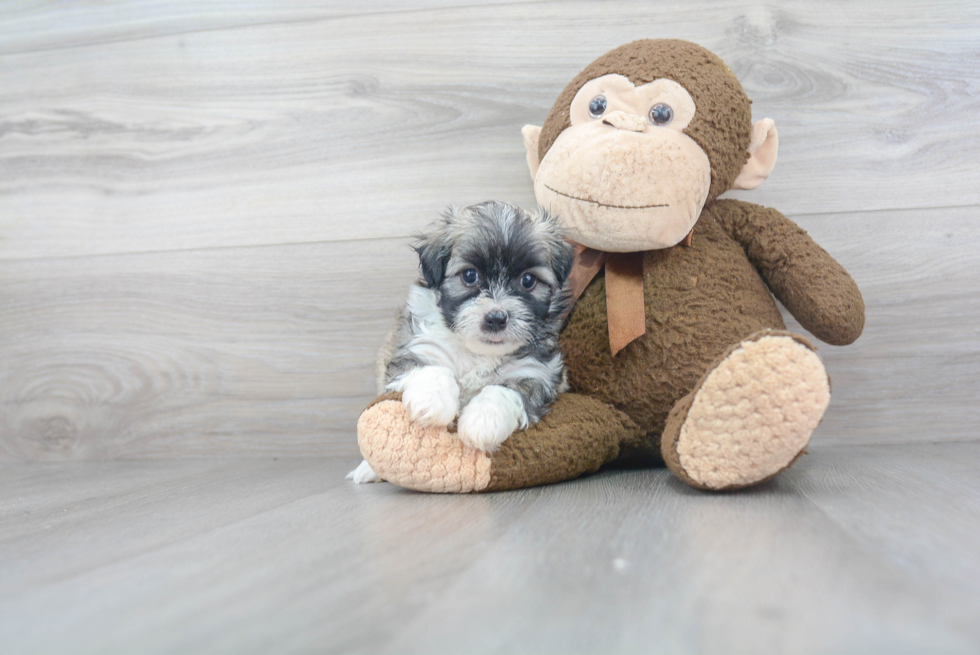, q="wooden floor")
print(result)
[2,442,979,654]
